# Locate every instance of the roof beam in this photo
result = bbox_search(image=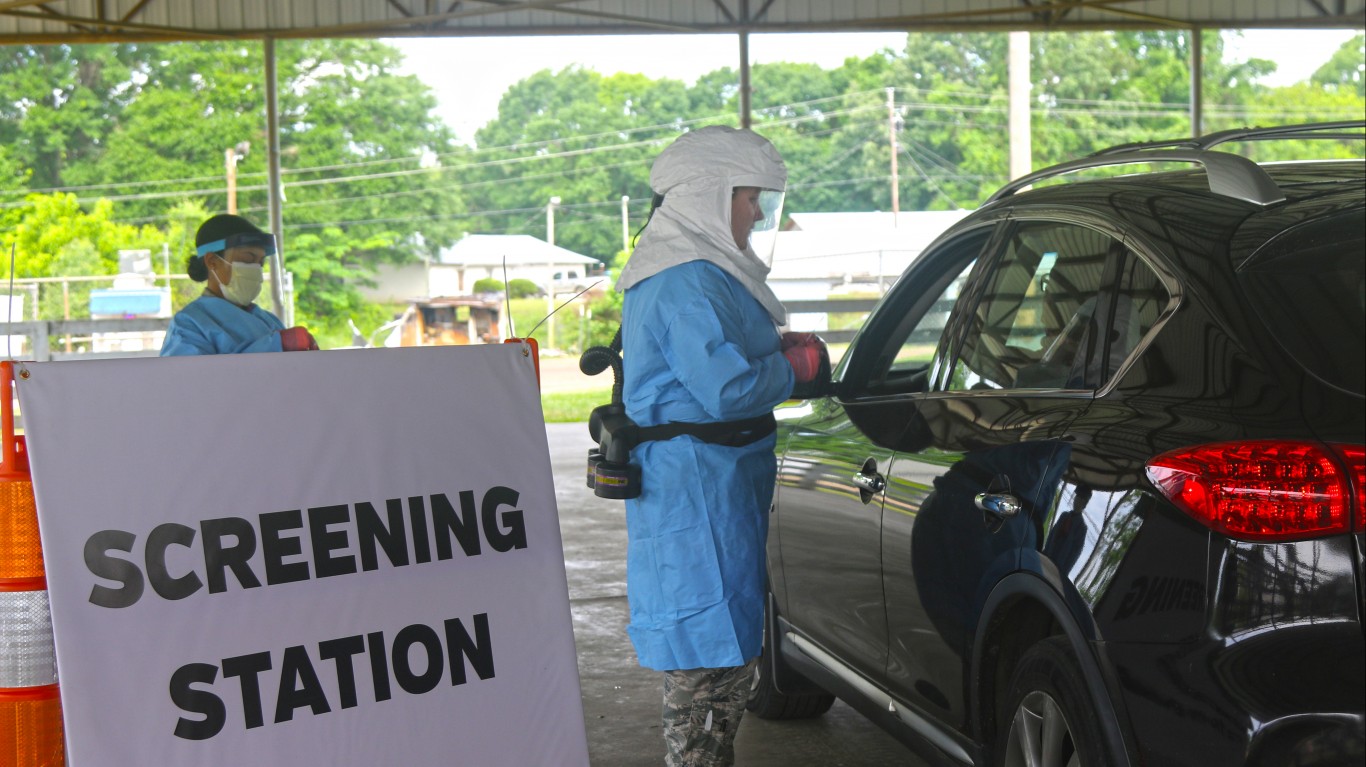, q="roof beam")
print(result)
[37,3,99,36]
[711,0,737,24]
[300,0,700,37]
[1085,3,1184,27]
[1020,0,1072,26]
[880,0,1178,28]
[2,7,230,39]
[120,0,154,25]
[2,0,1361,43]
